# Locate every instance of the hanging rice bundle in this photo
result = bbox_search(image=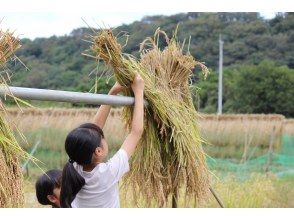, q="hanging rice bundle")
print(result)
[89,28,210,207]
[0,105,25,207]
[0,29,26,207]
